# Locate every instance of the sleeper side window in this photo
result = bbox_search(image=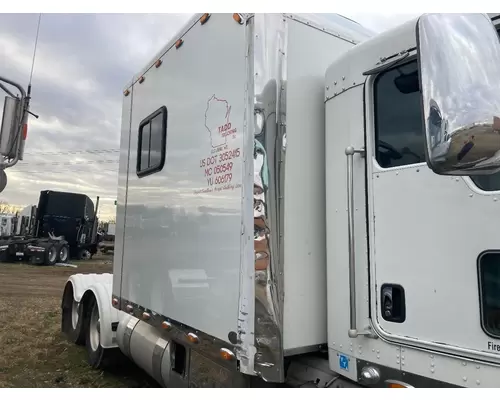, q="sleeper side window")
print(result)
[137,106,167,177]
[374,60,425,169]
[478,252,500,339]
